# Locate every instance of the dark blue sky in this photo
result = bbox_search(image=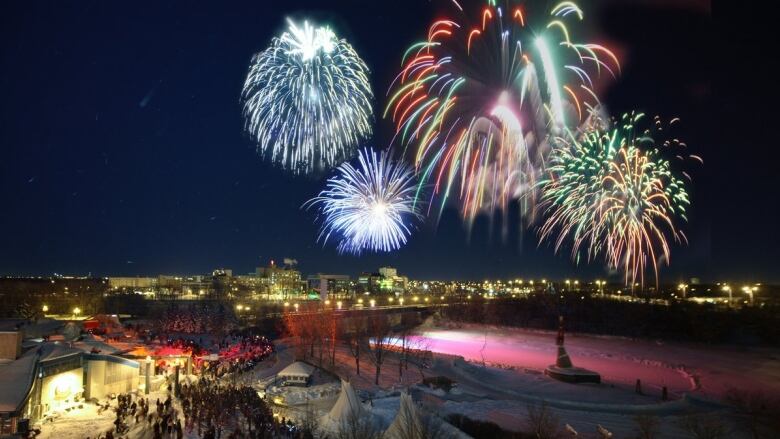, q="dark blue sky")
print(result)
[0,1,774,282]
